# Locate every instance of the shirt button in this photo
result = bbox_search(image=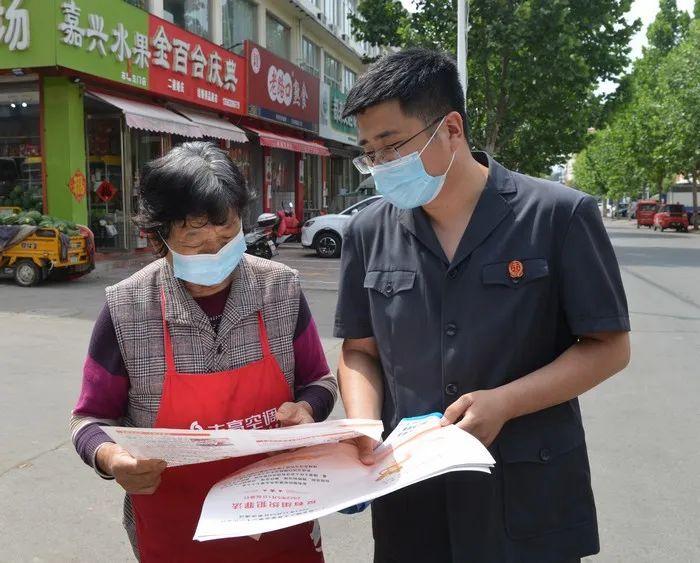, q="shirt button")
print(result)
[217,344,223,355]
[445,383,459,396]
[448,269,458,279]
[384,282,394,295]
[539,447,552,462]
[445,323,458,337]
